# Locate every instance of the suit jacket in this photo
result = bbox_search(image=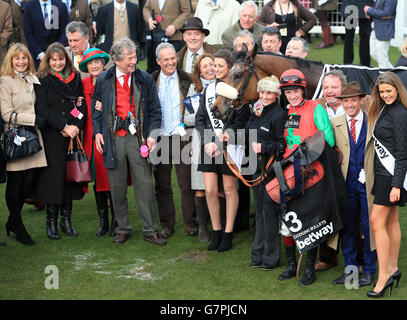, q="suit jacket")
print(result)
[221,21,264,51]
[0,0,12,65]
[143,0,191,42]
[23,0,69,63]
[367,0,397,41]
[330,111,376,251]
[96,1,145,53]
